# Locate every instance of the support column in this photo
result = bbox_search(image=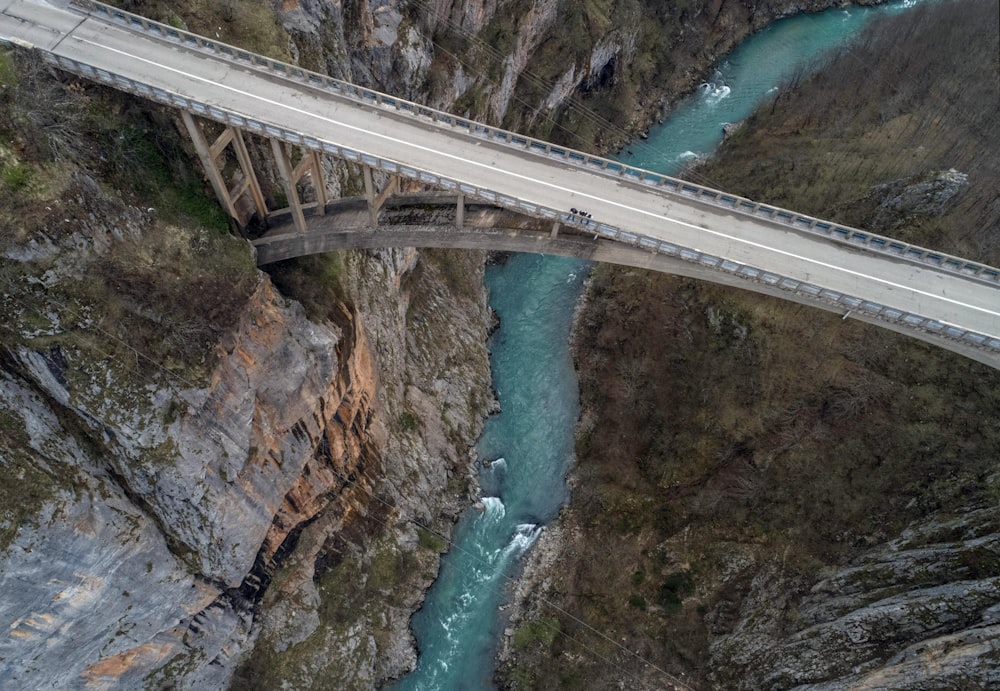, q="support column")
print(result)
[309,151,327,215]
[181,110,240,223]
[362,165,377,226]
[550,221,560,238]
[456,194,465,229]
[270,138,307,235]
[230,128,268,221]
[373,175,399,213]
